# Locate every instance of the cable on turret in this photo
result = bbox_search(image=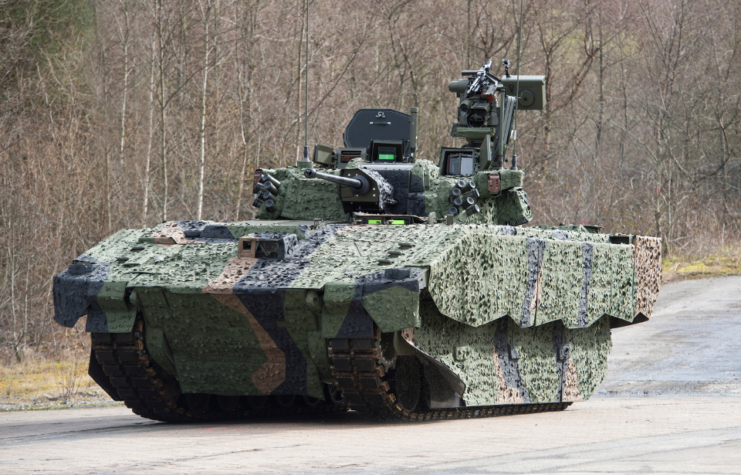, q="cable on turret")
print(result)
[511,0,524,170]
